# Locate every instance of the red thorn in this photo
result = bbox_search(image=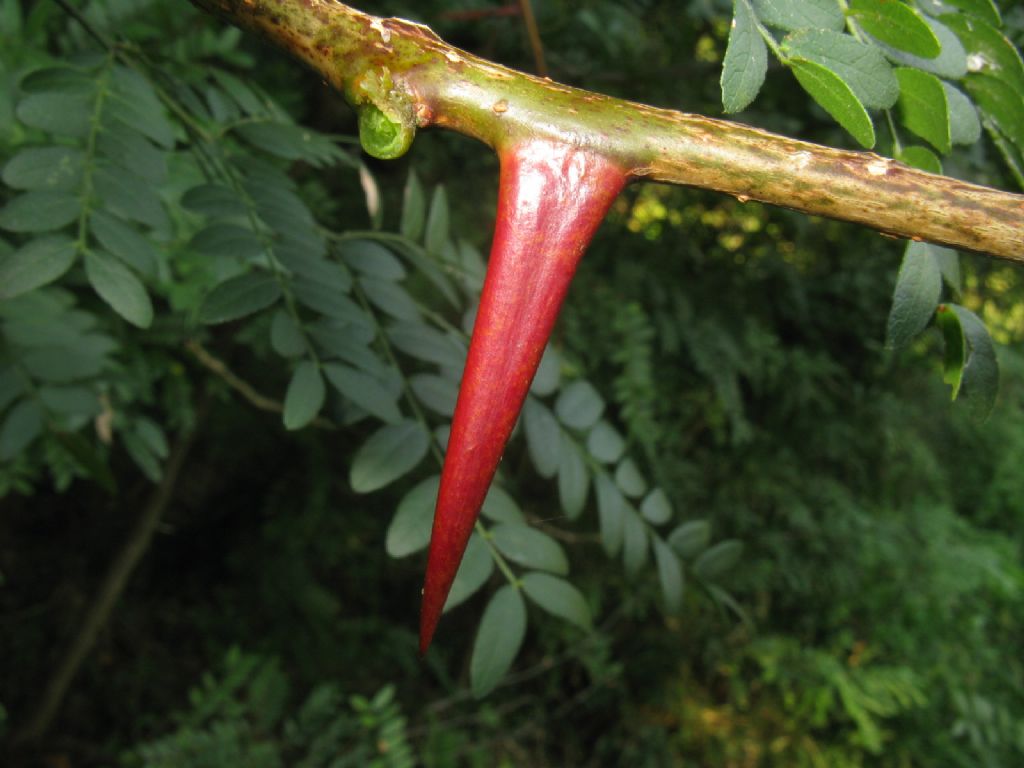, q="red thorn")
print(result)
[419,140,627,654]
